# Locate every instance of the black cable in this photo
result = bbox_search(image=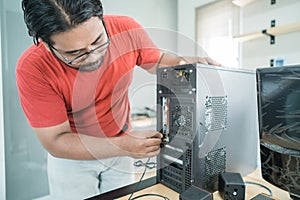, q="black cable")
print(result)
[128,158,169,200]
[130,193,170,200]
[128,158,150,200]
[245,181,273,196]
